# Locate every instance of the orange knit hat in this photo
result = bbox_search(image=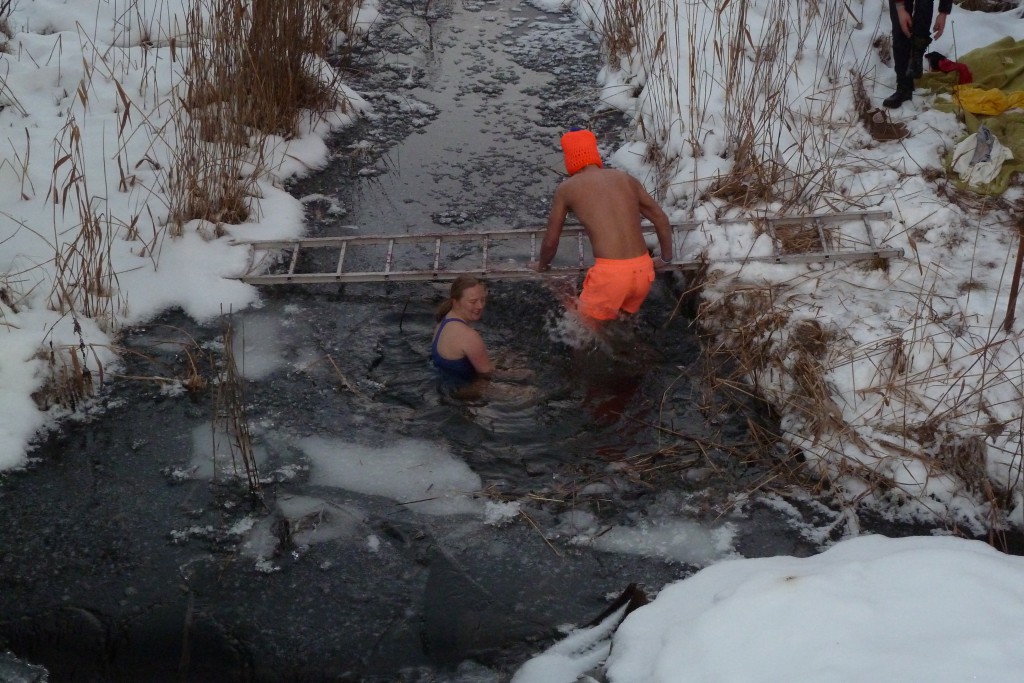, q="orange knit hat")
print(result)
[561,129,603,176]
